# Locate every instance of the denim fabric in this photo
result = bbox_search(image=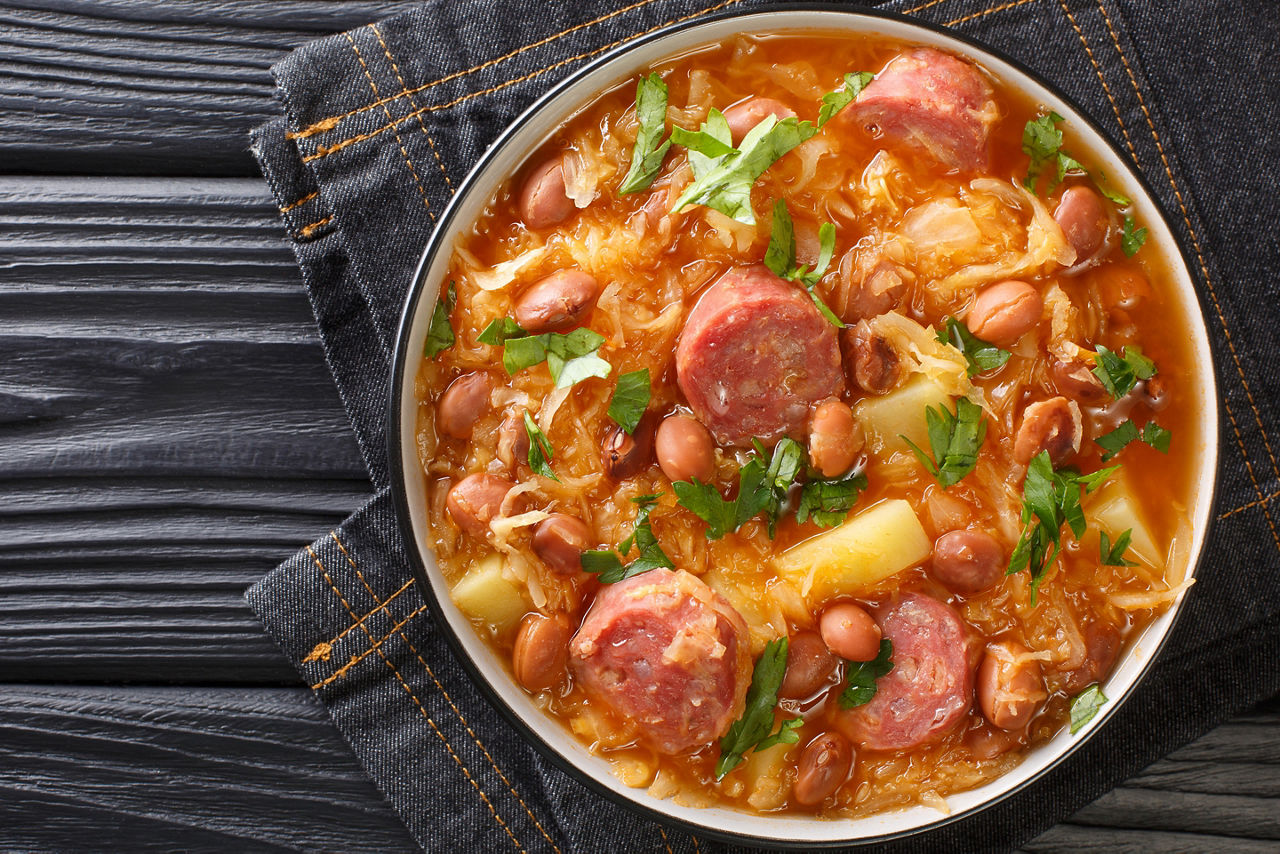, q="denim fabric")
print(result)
[246,1,1280,851]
